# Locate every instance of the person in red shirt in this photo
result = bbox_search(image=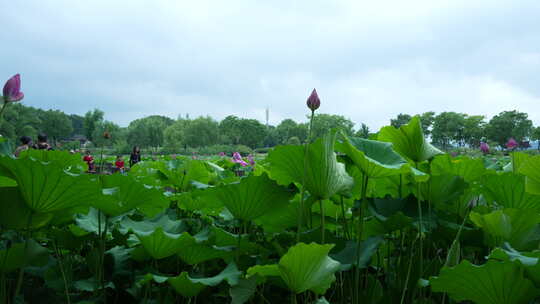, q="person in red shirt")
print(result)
[83,150,95,172]
[115,155,125,173]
